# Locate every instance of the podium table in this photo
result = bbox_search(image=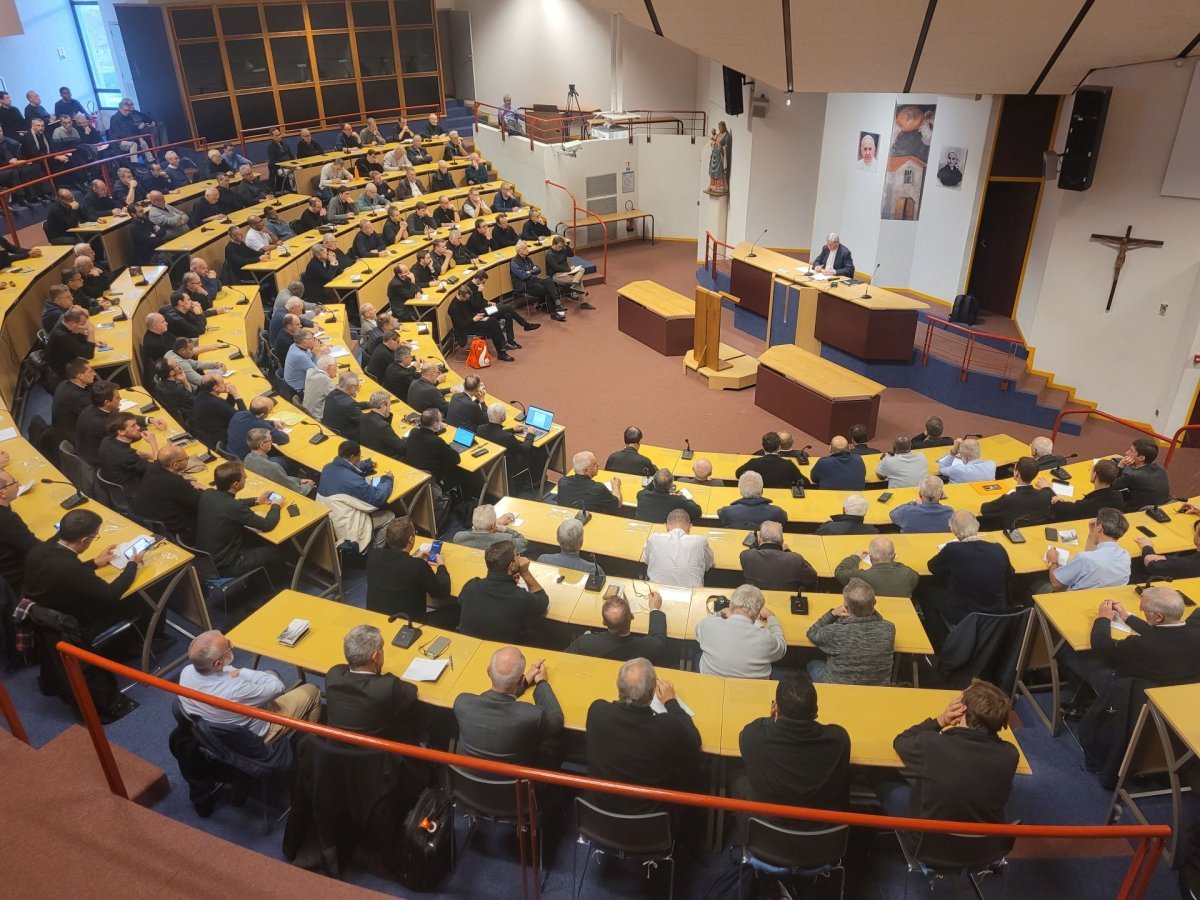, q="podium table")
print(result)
[754,345,884,441]
[616,280,694,356]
